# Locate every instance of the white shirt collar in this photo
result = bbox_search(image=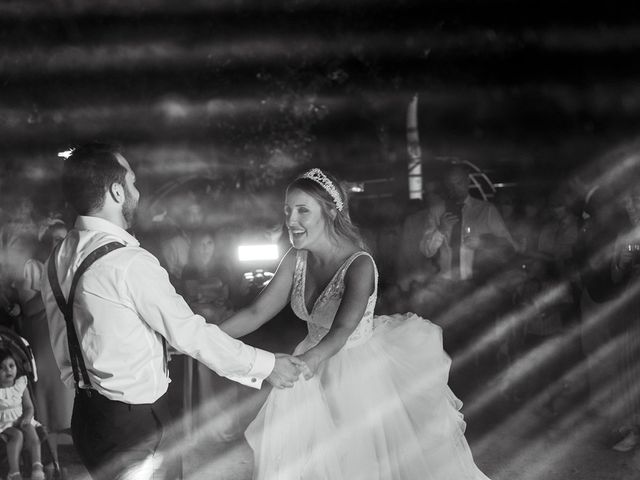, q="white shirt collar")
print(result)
[74,215,140,247]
